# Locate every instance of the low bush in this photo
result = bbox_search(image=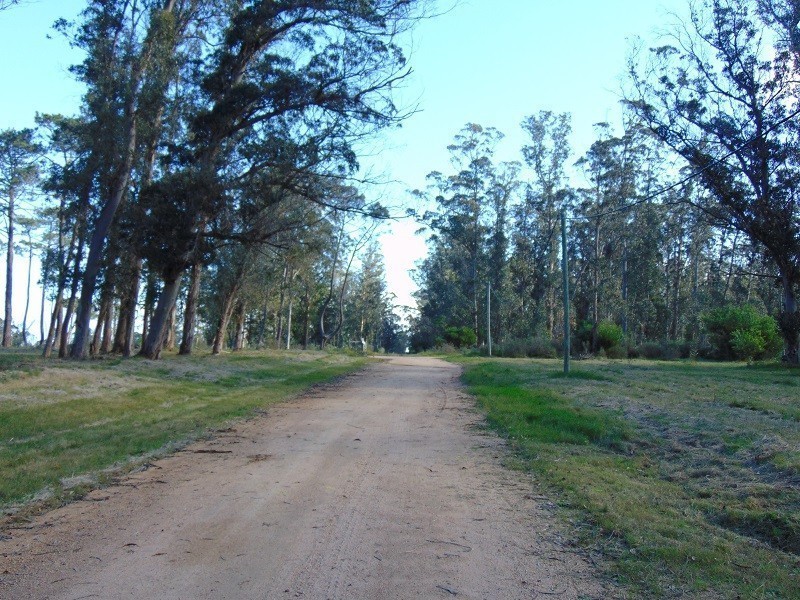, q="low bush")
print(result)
[433,342,459,354]
[702,305,782,361]
[493,337,557,359]
[637,341,665,360]
[597,321,624,350]
[635,340,686,360]
[606,345,627,359]
[443,325,477,349]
